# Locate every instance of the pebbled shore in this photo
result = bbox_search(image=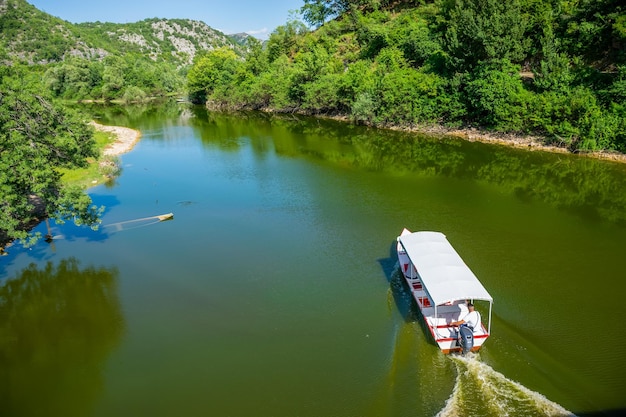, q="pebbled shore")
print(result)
[91,121,141,156]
